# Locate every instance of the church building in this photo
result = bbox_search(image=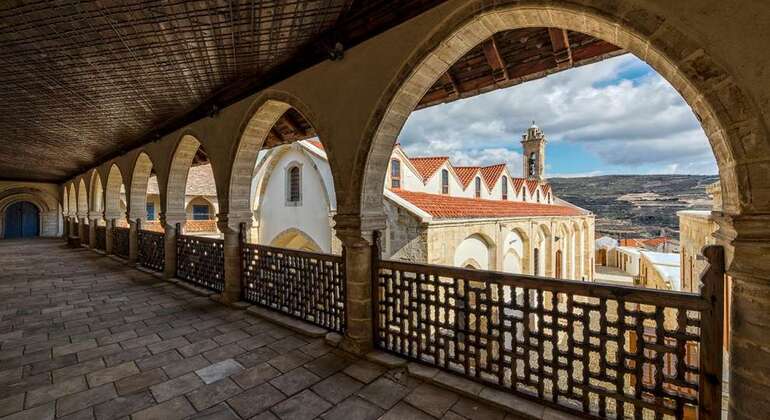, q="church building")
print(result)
[250,124,595,280]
